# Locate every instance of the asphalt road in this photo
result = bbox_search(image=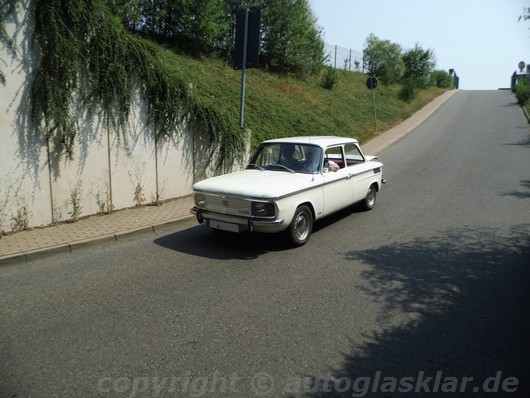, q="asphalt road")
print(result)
[1,90,529,397]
